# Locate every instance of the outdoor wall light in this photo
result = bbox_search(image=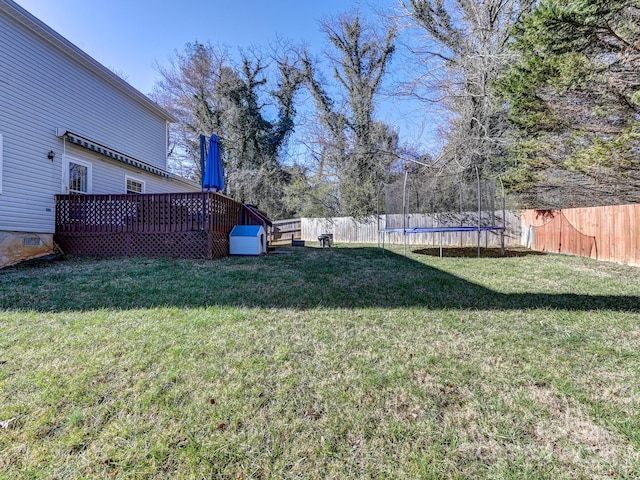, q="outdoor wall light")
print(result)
[47,150,55,160]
